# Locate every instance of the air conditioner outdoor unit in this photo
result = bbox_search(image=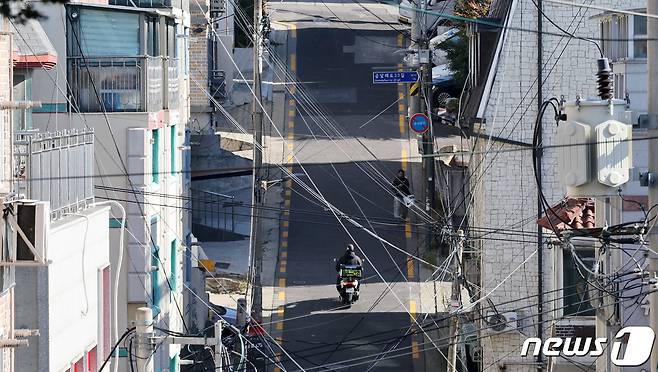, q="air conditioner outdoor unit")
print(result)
[12,201,49,264]
[485,311,518,334]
